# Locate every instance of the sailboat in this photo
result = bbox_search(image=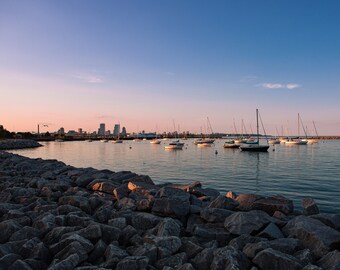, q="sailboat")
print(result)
[165,120,184,150]
[240,109,269,152]
[285,113,307,145]
[268,126,281,144]
[306,121,320,144]
[194,117,215,145]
